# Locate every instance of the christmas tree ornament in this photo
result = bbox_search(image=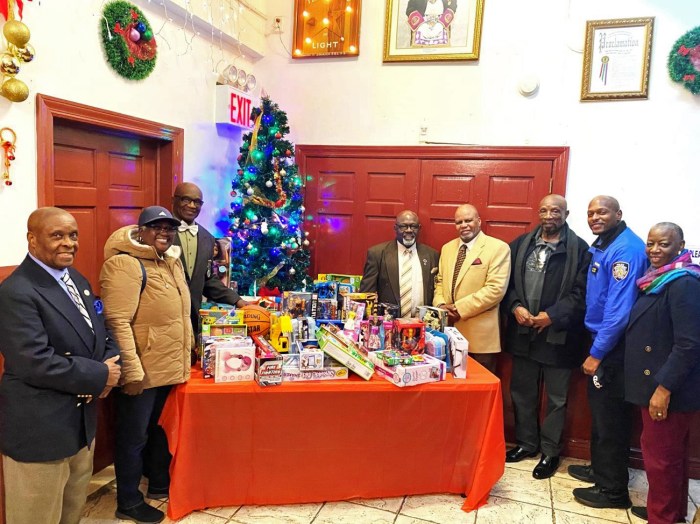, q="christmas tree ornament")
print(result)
[260,221,269,235]
[15,43,34,62]
[280,169,286,176]
[0,53,20,75]
[1,77,28,102]
[1,126,17,186]
[289,268,296,275]
[2,19,30,47]
[265,180,273,188]
[285,149,292,157]
[274,132,282,139]
[303,240,310,247]
[246,187,254,195]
